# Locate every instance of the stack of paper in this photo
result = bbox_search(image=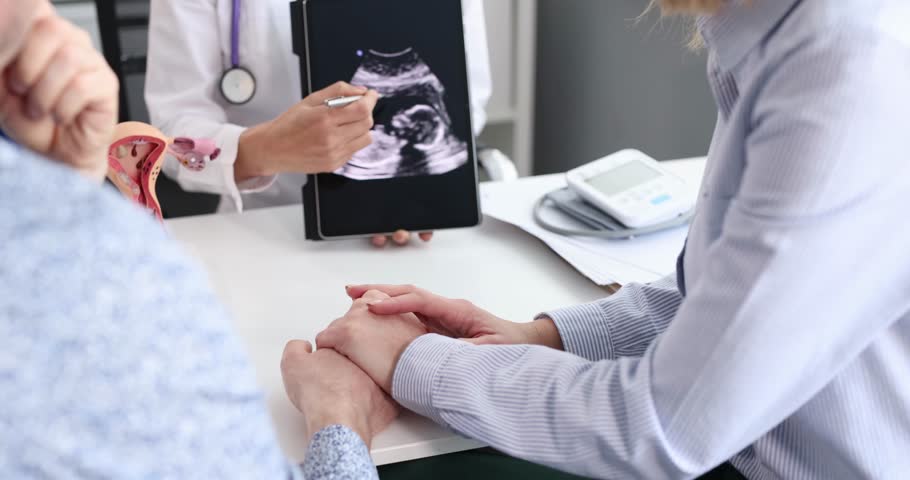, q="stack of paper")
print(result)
[479,159,705,286]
